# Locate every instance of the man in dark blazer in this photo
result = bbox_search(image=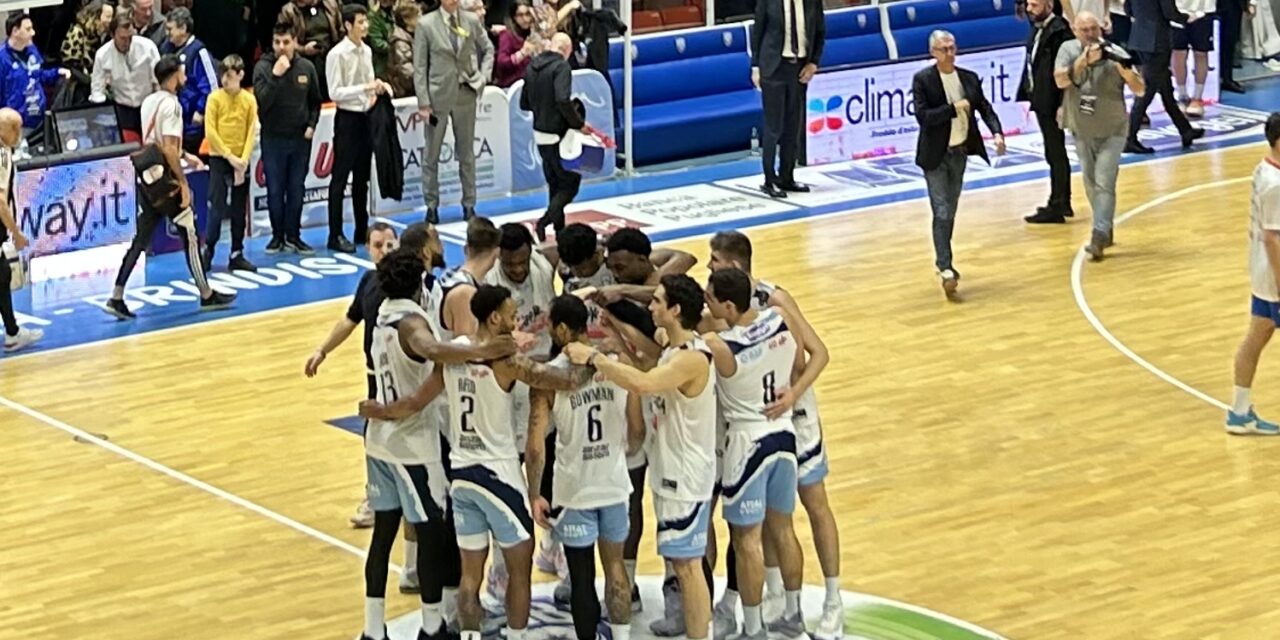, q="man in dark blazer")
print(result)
[913,30,1005,302]
[1125,0,1203,153]
[751,0,825,198]
[1217,0,1256,93]
[1018,0,1075,223]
